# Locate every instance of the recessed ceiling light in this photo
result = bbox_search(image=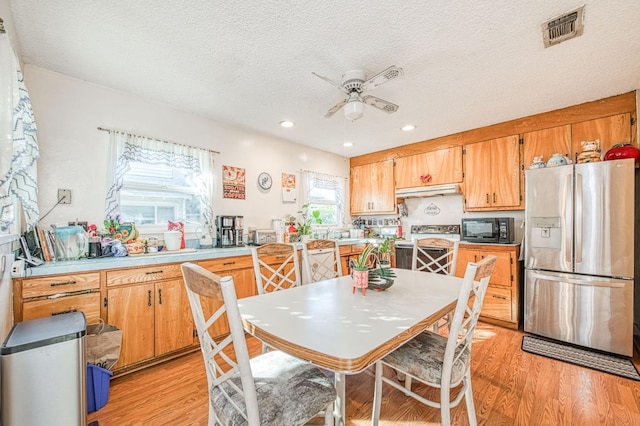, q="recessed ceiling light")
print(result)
[401,124,416,131]
[280,120,295,128]
[343,142,353,147]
